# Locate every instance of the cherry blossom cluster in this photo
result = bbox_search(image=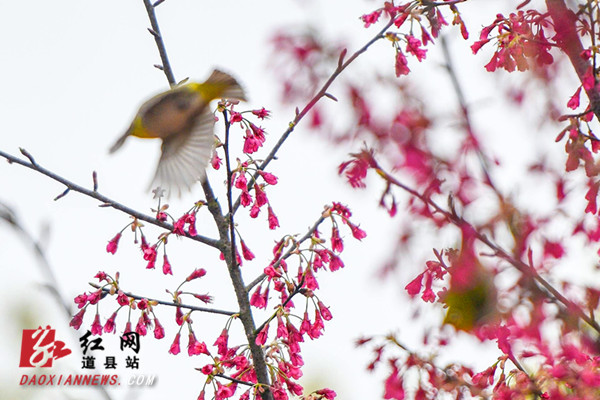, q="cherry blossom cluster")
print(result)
[232,160,279,229]
[105,203,203,276]
[70,101,359,399]
[360,302,600,398]
[472,4,600,215]
[225,107,283,229]
[270,32,335,107]
[226,107,270,157]
[360,1,469,76]
[251,202,366,310]
[70,271,172,341]
[210,105,271,170]
[470,10,554,73]
[338,141,600,396]
[231,203,365,397]
[71,267,214,342]
[358,334,481,399]
[175,202,365,399]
